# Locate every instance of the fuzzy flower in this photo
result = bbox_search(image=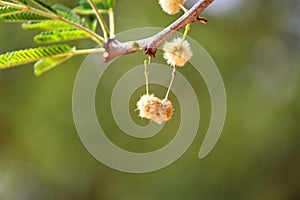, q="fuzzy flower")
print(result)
[150,99,173,124]
[136,94,174,125]
[159,0,186,15]
[163,37,193,67]
[136,94,159,119]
